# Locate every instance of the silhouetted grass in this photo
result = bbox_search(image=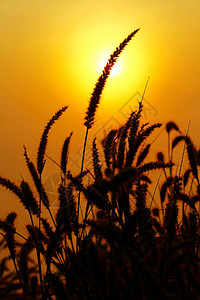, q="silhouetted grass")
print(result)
[1,30,200,300]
